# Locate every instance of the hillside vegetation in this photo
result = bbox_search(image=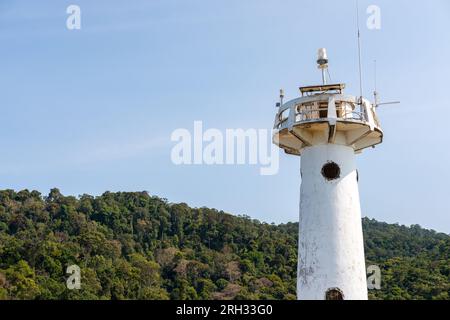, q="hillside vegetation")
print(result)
[0,189,449,300]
